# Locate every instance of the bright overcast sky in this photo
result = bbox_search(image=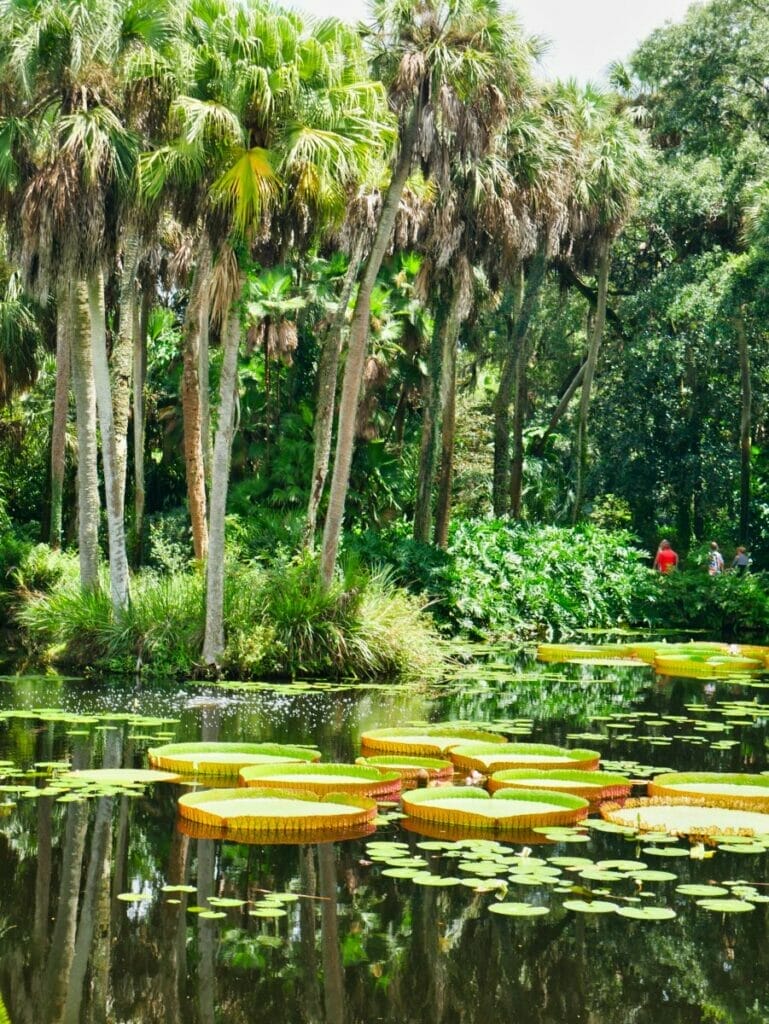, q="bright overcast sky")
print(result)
[290,0,696,83]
